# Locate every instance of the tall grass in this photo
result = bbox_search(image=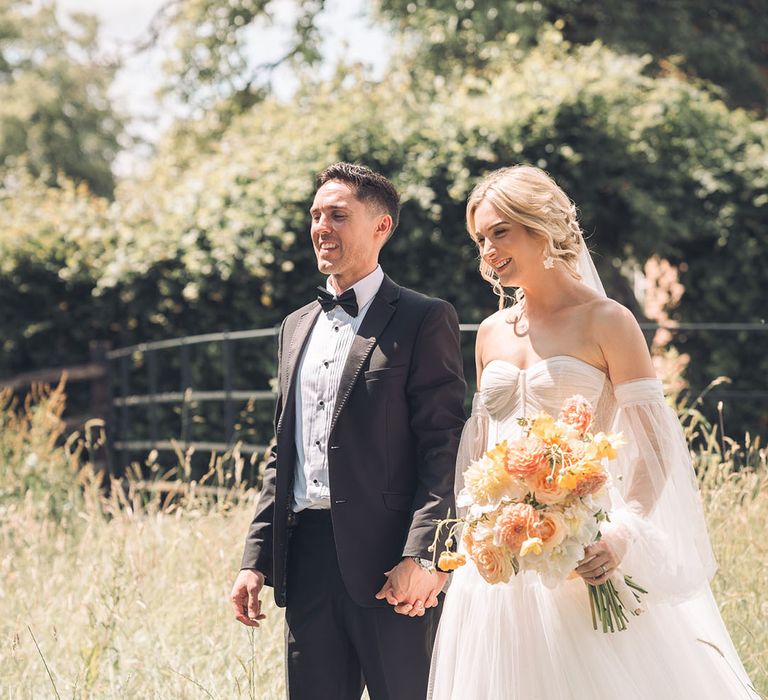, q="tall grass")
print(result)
[0,384,766,698]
